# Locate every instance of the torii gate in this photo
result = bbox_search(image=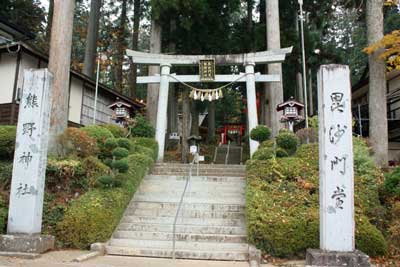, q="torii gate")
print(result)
[127,47,293,161]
